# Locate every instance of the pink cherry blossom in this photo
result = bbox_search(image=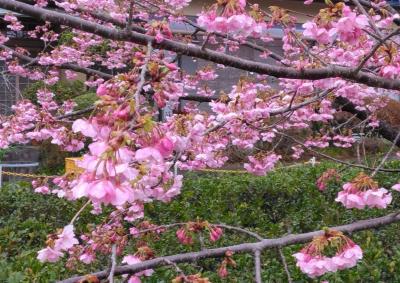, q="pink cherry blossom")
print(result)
[54,224,79,251]
[122,255,154,277]
[330,6,369,44]
[302,22,331,44]
[293,252,337,278]
[392,183,400,192]
[154,137,174,157]
[37,247,63,263]
[335,180,392,209]
[244,153,281,176]
[332,244,363,270]
[294,235,363,278]
[79,252,95,264]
